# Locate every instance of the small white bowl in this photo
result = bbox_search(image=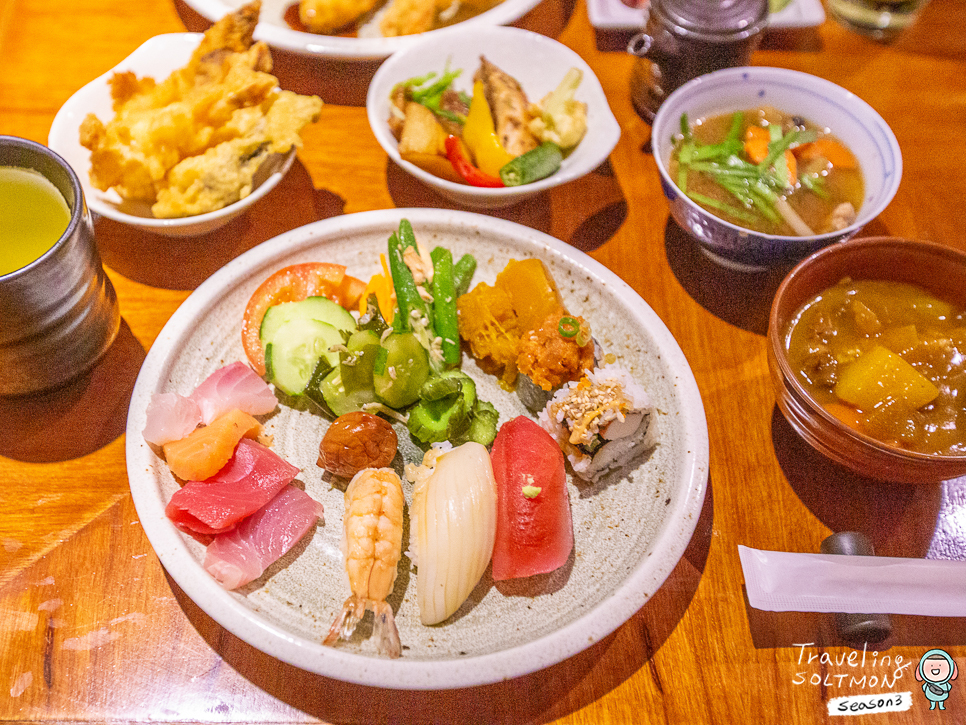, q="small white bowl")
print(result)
[183,0,546,61]
[651,66,902,271]
[366,25,620,209]
[48,33,296,238]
